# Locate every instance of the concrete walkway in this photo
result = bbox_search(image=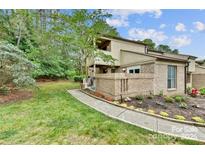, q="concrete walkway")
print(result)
[68,89,205,142]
